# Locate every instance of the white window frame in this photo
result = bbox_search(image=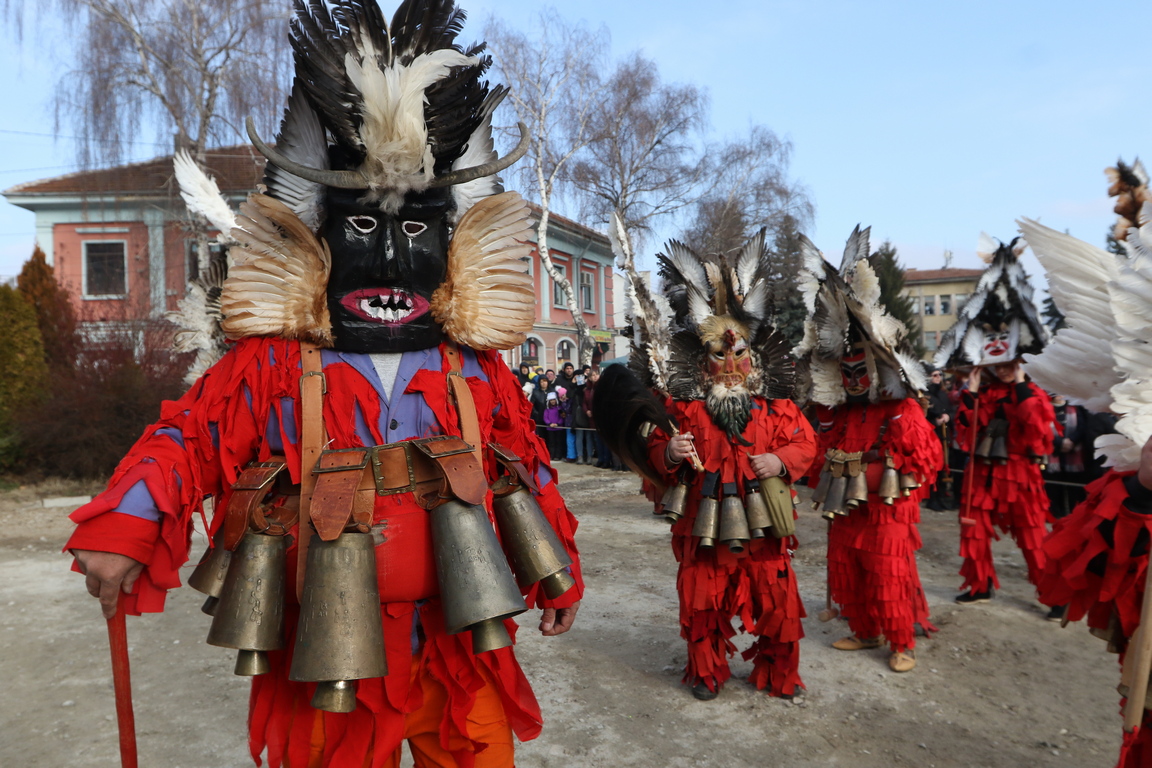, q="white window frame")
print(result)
[551,256,569,308]
[922,295,936,316]
[82,240,128,299]
[939,294,952,315]
[579,270,594,312]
